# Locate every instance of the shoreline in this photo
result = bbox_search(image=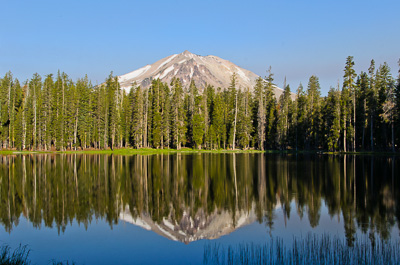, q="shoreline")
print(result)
[0,148,398,156]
